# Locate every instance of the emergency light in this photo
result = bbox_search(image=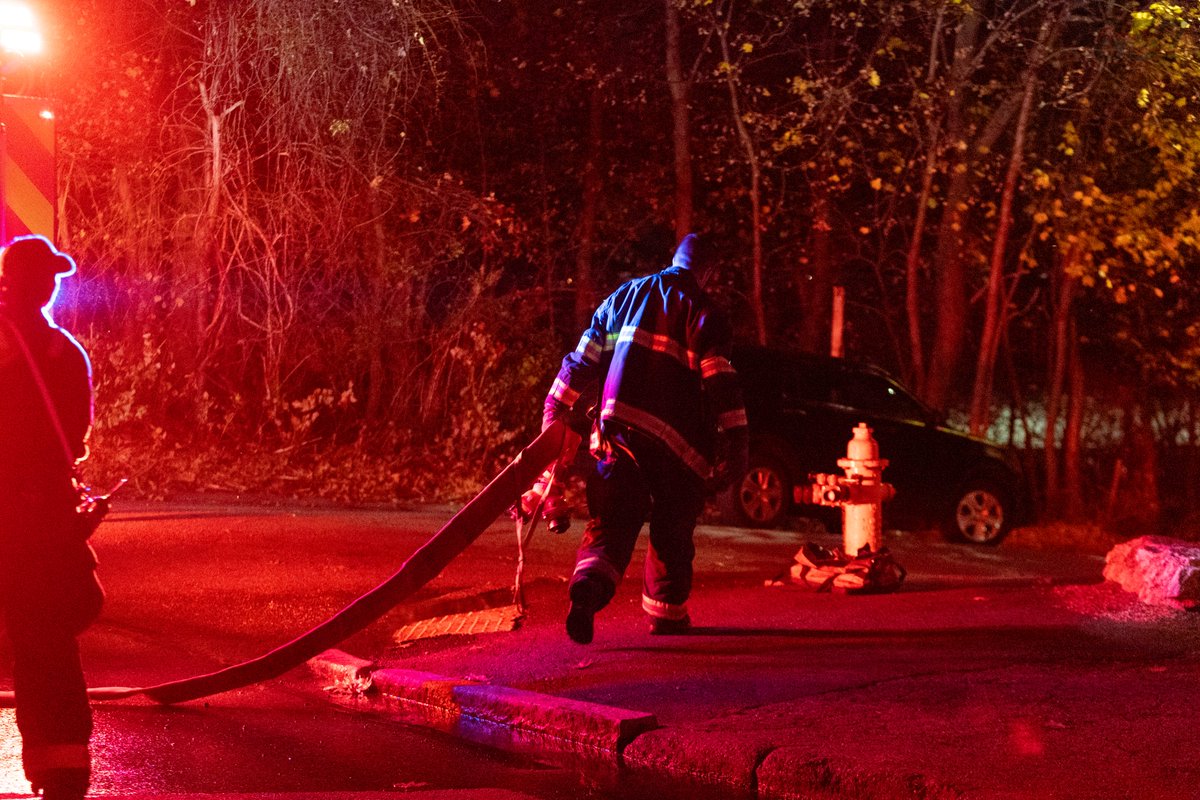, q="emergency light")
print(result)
[0,2,41,57]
